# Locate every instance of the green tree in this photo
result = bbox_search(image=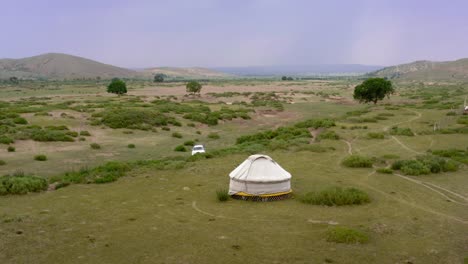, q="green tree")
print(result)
[186,81,202,95]
[107,79,127,95]
[154,73,165,83]
[353,78,394,104]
